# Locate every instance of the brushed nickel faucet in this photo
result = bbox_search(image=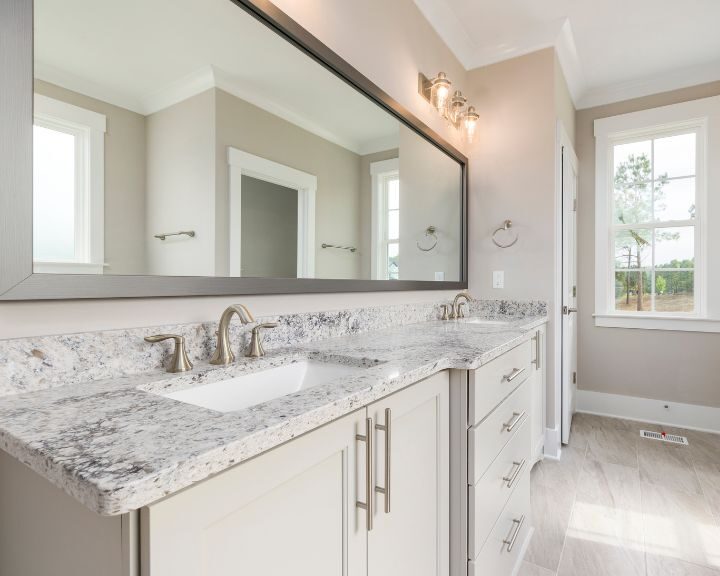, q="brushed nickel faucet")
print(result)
[144,334,193,373]
[210,304,255,365]
[450,291,473,319]
[247,323,278,358]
